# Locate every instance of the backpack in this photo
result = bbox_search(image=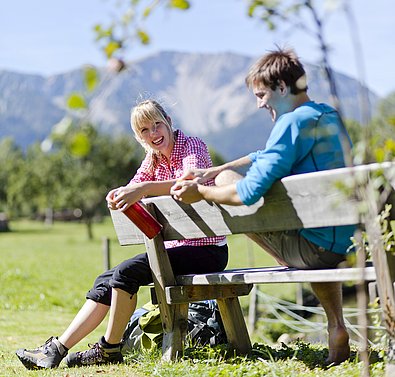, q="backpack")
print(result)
[186,300,227,347]
[121,300,227,354]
